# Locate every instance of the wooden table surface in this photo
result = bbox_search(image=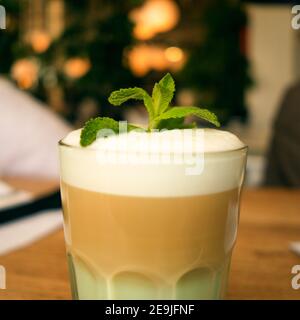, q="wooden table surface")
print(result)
[0,178,300,300]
